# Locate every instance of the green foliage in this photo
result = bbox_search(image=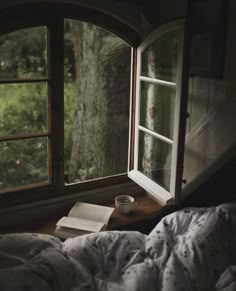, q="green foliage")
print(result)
[0,138,48,189]
[0,26,47,78]
[0,82,76,190]
[0,83,47,136]
[0,83,48,189]
[77,167,96,182]
[0,24,77,190]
